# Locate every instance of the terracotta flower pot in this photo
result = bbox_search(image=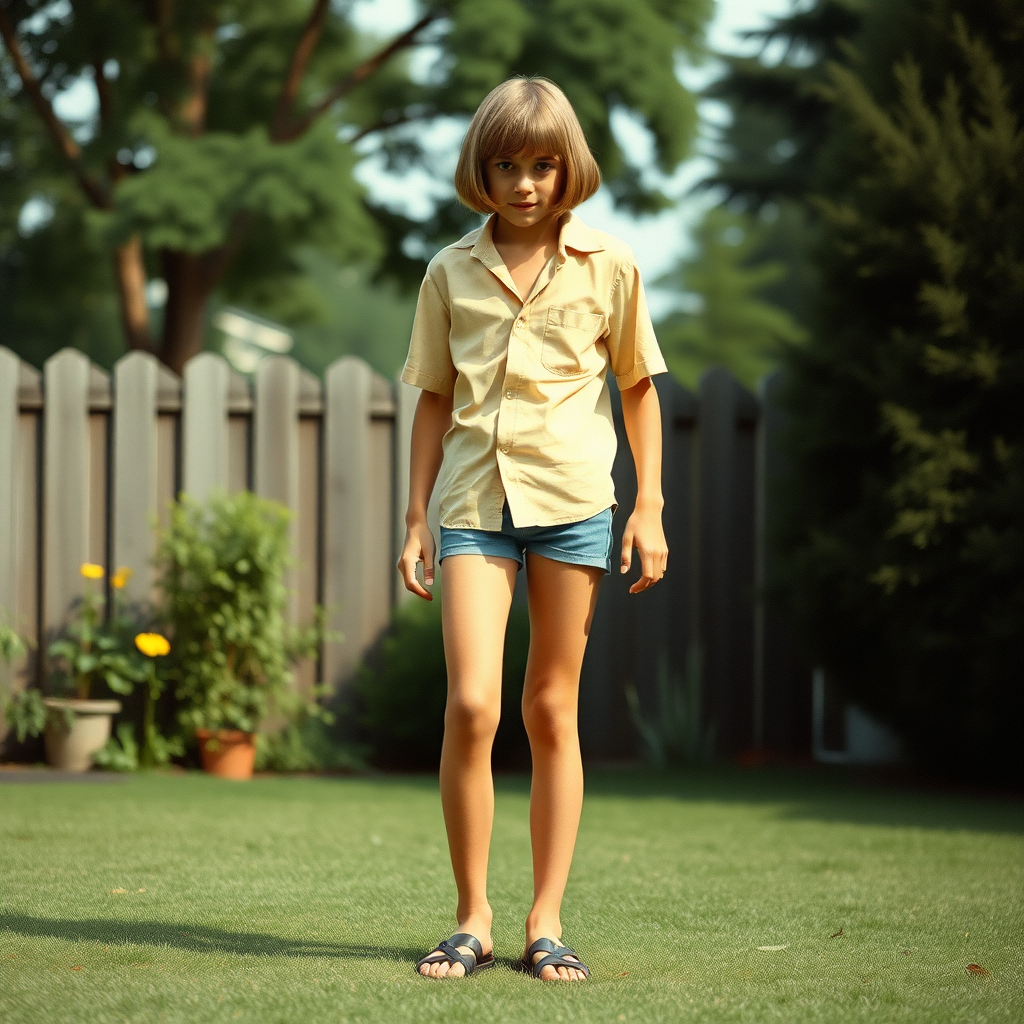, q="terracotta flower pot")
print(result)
[43,697,122,772]
[196,728,256,780]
